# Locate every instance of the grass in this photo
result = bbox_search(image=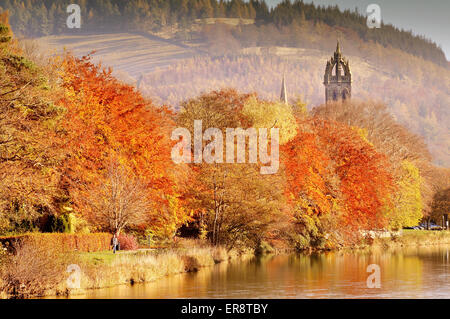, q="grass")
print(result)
[76,250,117,265]
[402,229,450,243]
[58,245,253,296]
[76,248,161,265]
[371,229,450,249]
